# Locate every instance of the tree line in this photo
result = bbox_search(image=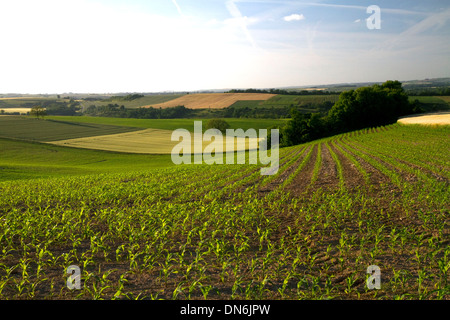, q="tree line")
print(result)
[82,100,334,120]
[269,80,420,147]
